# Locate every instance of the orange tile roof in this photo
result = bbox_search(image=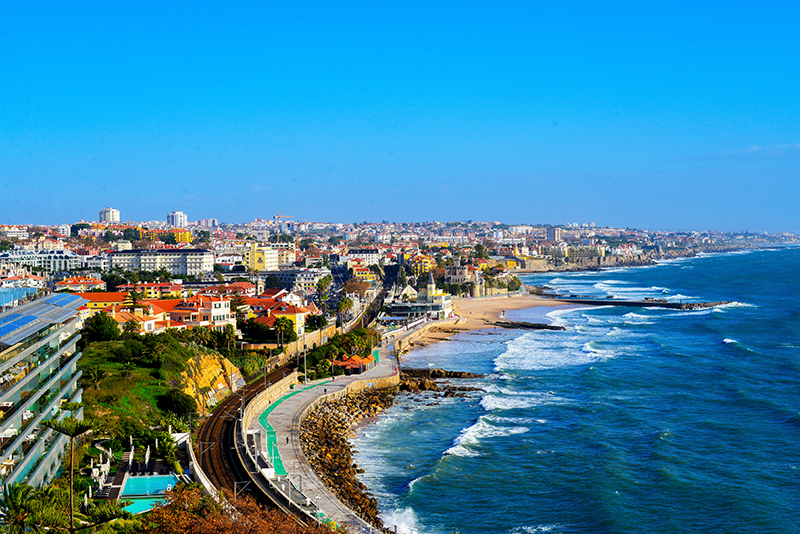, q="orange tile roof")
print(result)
[56,276,105,286]
[254,315,276,327]
[74,292,127,303]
